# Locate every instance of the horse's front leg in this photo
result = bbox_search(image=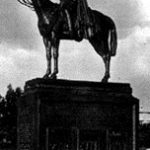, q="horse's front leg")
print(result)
[102,55,111,83]
[50,39,60,79]
[43,38,52,78]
